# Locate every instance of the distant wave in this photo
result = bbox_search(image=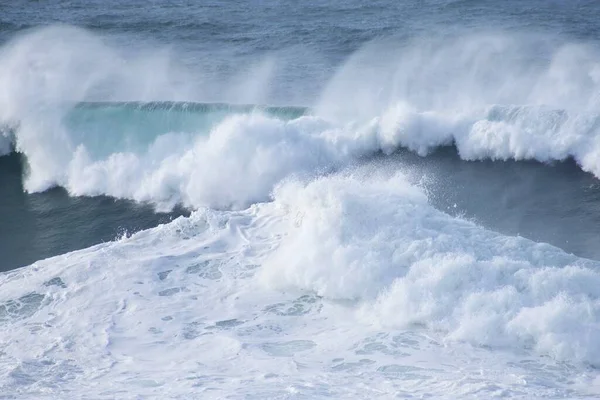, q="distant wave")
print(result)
[3,99,600,211]
[4,26,600,211]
